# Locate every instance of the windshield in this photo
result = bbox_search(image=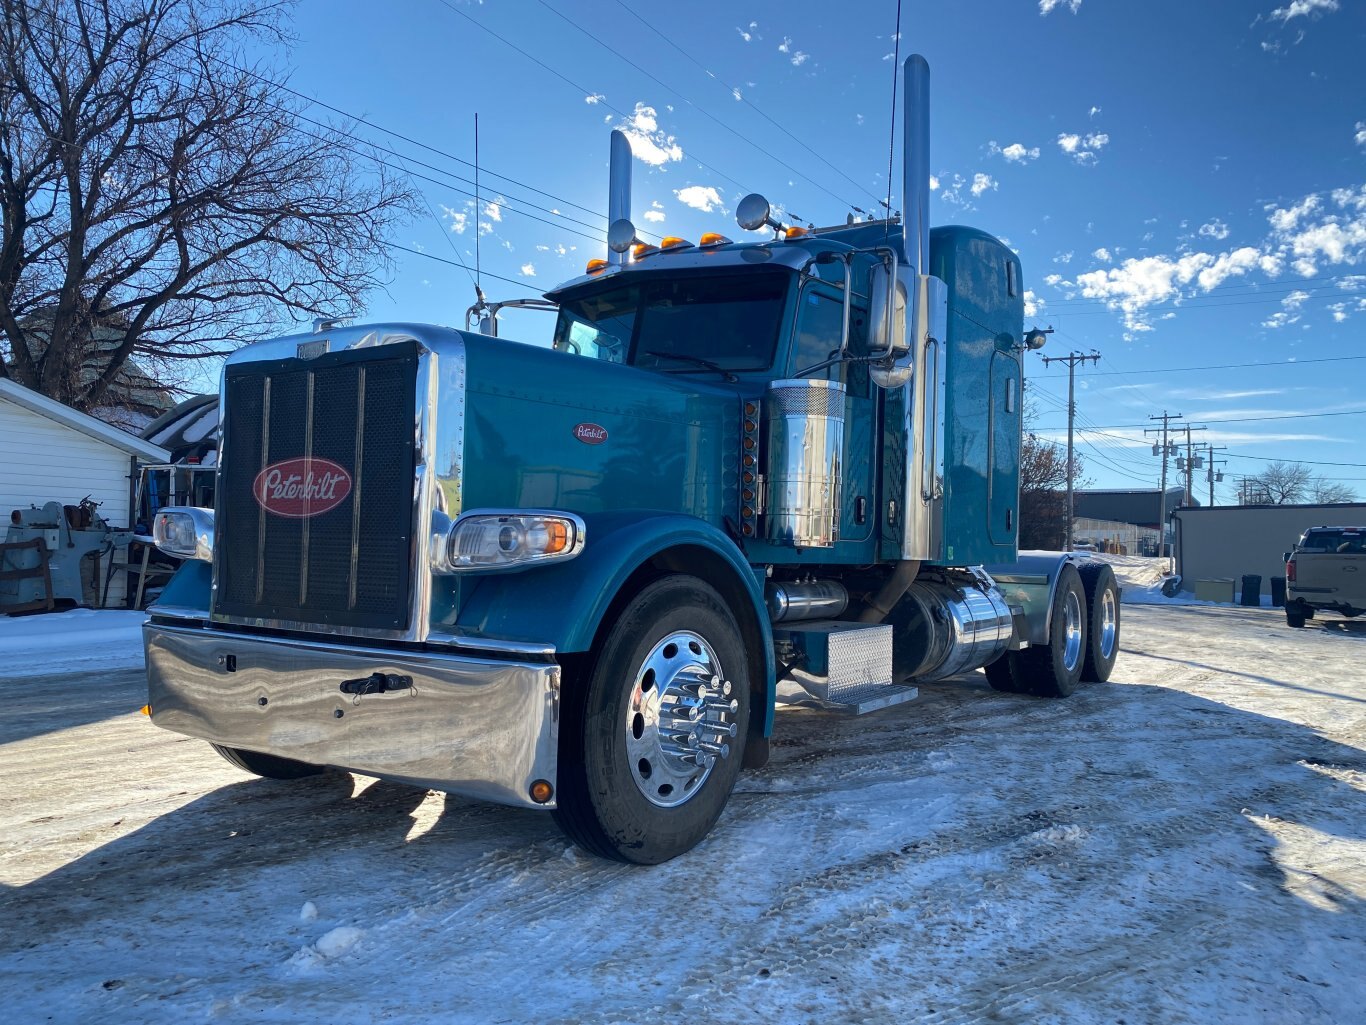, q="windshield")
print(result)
[553,271,789,373]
